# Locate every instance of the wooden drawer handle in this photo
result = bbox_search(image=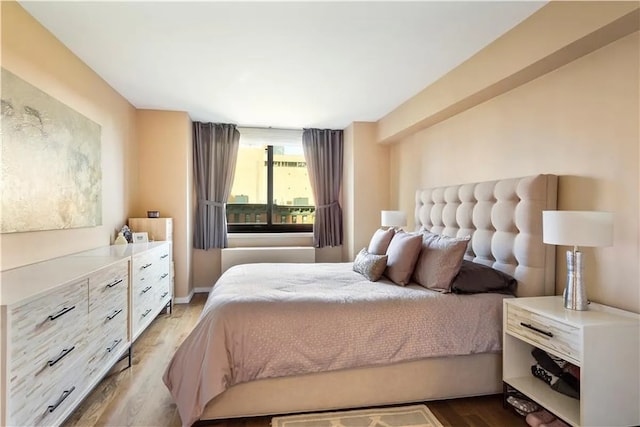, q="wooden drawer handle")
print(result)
[520,322,554,338]
[160,254,169,259]
[160,273,169,279]
[107,309,123,321]
[48,346,75,367]
[141,308,152,318]
[141,286,152,294]
[47,386,75,413]
[140,263,152,270]
[48,306,76,321]
[107,338,122,353]
[107,278,123,288]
